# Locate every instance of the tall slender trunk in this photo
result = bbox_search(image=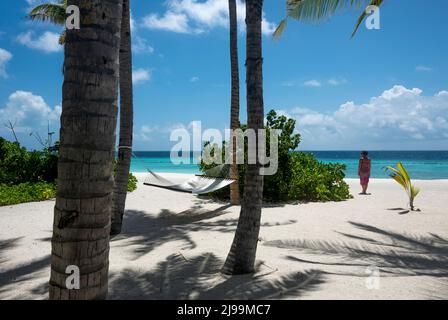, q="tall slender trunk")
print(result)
[49,0,123,300]
[222,0,264,275]
[111,0,134,236]
[229,0,240,205]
